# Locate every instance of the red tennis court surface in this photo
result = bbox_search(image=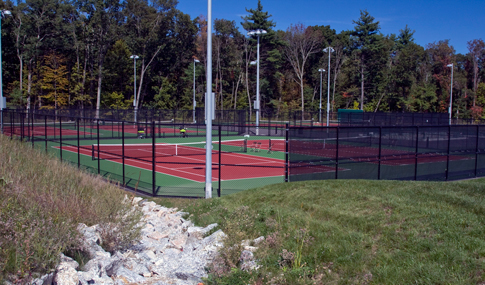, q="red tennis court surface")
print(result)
[290,141,469,166]
[5,126,95,137]
[59,143,284,182]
